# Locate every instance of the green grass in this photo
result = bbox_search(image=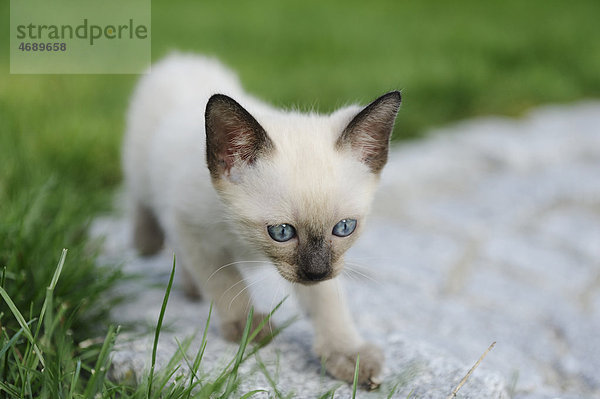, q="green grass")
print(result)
[1,0,600,397]
[1,253,293,398]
